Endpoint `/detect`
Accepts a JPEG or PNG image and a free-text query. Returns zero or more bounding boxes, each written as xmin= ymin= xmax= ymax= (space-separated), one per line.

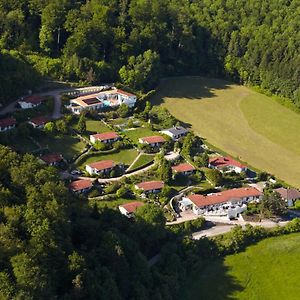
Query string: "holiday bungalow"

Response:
xmin=40 ymin=153 xmax=64 ymax=166
xmin=119 ymin=201 xmax=144 ymax=218
xmin=69 ymin=179 xmax=94 ymax=193
xmin=28 ymin=116 xmax=51 ymax=129
xmin=160 ymin=126 xmax=188 ymax=140
xmin=209 ymin=156 xmax=247 ymax=174
xmin=68 ymin=88 xmax=137 ymax=114
xmin=172 ymin=162 xmax=195 ymax=176
xmin=274 ymin=187 xmax=300 ymax=207
xmin=0 ymin=117 xmax=16 ymax=132
xmin=90 ymin=132 xmax=120 ymax=144
xmin=138 ymin=136 xmax=166 ymax=147
xmin=180 ymin=187 xmax=263 ymax=218
xmin=135 ymin=181 xmax=164 ymax=194
xmin=18 ymin=95 xmax=44 ymax=109
xmin=85 ymin=160 xmax=115 ymax=176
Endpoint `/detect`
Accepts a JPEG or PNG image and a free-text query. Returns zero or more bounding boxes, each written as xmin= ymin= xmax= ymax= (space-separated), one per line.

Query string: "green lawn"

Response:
xmin=127 ymin=154 xmax=154 ymax=171
xmin=122 ymin=127 xmax=160 ymax=143
xmin=85 ymin=119 xmax=110 ymax=134
xmin=151 ymin=76 xmax=300 ymax=188
xmin=91 ymin=198 xmax=137 ymax=210
xmin=76 ymin=148 xmax=139 ymax=169
xmin=182 ymin=233 xmax=300 ymax=300
xmin=39 ymin=135 xmax=86 ymax=160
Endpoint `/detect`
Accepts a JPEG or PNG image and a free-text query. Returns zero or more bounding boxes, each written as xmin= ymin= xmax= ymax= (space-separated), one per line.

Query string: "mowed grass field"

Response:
xmin=182 ymin=233 xmax=300 ymax=300
xmin=151 ymin=77 xmax=300 ymax=188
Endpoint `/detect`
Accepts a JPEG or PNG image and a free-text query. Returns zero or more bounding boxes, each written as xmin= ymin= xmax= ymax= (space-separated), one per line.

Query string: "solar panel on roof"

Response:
xmin=83 ymin=98 xmax=101 ymax=105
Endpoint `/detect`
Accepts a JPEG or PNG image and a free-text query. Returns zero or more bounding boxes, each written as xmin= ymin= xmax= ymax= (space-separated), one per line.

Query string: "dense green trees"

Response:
xmin=0 ymin=0 xmax=299 ymax=106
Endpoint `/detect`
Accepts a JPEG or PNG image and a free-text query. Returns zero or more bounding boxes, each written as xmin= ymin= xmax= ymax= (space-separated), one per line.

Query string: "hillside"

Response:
xmin=0 ymin=0 xmax=299 ymax=106
xmin=182 ymin=233 xmax=300 ymax=299
xmin=151 ymin=77 xmax=300 ymax=188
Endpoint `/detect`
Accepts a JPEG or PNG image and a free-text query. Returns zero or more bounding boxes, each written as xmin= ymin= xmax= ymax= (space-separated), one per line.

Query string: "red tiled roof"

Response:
xmin=140 ymin=136 xmax=166 ymax=144
xmin=187 ymin=187 xmax=263 ymax=207
xmin=275 ymin=187 xmax=300 ymax=200
xmin=209 ymin=156 xmax=246 ymax=169
xmin=136 ymin=181 xmax=164 ymax=191
xmin=119 ymin=201 xmax=144 ymax=213
xmin=29 ymin=116 xmax=51 ymax=126
xmin=0 ymin=117 xmax=16 ymax=128
xmin=23 ymin=95 xmax=43 ymax=104
xmin=172 ymin=163 xmax=195 ymax=173
xmin=91 ymin=132 xmax=119 ymax=141
xmin=88 ymin=160 xmax=114 ymax=171
xmin=116 ymin=89 xmax=135 ymax=97
xmin=40 ymin=153 xmax=63 ymax=164
xmin=69 ymin=179 xmax=93 ymax=191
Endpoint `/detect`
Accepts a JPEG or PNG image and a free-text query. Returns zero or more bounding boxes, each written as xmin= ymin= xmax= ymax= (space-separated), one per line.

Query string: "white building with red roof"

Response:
xmin=18 ymin=95 xmax=44 ymax=109
xmin=135 ymin=181 xmax=164 ymax=194
xmin=119 ymin=201 xmax=144 ymax=218
xmin=68 ymin=88 xmax=137 ymax=114
xmin=0 ymin=117 xmax=16 ymax=132
xmin=85 ymin=160 xmax=115 ymax=175
xmin=69 ymin=179 xmax=94 ymax=193
xmin=180 ymin=187 xmax=263 ymax=218
xmin=209 ymin=156 xmax=247 ymax=173
xmin=172 ymin=162 xmax=195 ymax=175
xmin=90 ymin=132 xmax=120 ymax=144
xmin=138 ymin=135 xmax=166 ymax=147
xmin=40 ymin=153 xmax=64 ymax=166
xmin=28 ymin=116 xmax=51 ymax=129
xmin=274 ymin=187 xmax=300 ymax=207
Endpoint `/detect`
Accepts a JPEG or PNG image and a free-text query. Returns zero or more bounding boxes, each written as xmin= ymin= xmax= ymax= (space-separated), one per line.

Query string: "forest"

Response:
xmin=0 ymin=0 xmax=299 ymax=106
xmin=1 ymin=144 xmax=300 ymax=299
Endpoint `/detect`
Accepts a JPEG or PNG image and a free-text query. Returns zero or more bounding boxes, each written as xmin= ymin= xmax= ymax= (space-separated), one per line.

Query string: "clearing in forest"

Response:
xmin=151 ymin=76 xmax=300 ymax=188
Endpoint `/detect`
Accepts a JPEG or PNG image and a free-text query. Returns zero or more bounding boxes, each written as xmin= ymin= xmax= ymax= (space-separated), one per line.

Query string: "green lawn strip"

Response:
xmin=150 ymin=76 xmax=300 ymax=188
xmin=39 ymin=135 xmax=86 ymax=160
xmin=76 ymin=148 xmax=139 ymax=169
xmin=127 ymin=154 xmax=154 ymax=171
xmin=122 ymin=127 xmax=160 ymax=143
xmin=90 ymin=198 xmax=139 ymax=210
xmin=181 ymin=233 xmax=300 ymax=300
xmin=85 ymin=119 xmax=111 ymax=134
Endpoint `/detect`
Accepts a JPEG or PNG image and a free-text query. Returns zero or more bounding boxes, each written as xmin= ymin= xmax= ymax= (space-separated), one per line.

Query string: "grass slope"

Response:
xmin=182 ymin=233 xmax=300 ymax=300
xmin=151 ymin=77 xmax=300 ymax=188
xmin=127 ymin=154 xmax=154 ymax=171
xmin=76 ymin=149 xmax=139 ymax=168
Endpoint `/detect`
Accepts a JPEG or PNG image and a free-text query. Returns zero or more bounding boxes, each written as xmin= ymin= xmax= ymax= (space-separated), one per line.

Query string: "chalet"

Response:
xmin=180 ymin=187 xmax=263 ymax=218
xmin=119 ymin=201 xmax=144 ymax=218
xmin=28 ymin=116 xmax=51 ymax=129
xmin=135 ymin=181 xmax=164 ymax=194
xmin=86 ymin=160 xmax=115 ymax=176
xmin=68 ymin=88 xmax=137 ymax=114
xmin=40 ymin=153 xmax=64 ymax=166
xmin=160 ymin=126 xmax=188 ymax=140
xmin=138 ymin=135 xmax=166 ymax=147
xmin=274 ymin=187 xmax=300 ymax=207
xmin=69 ymin=179 xmax=94 ymax=193
xmin=18 ymin=95 xmax=43 ymax=109
xmin=0 ymin=117 xmax=16 ymax=132
xmin=209 ymin=156 xmax=247 ymax=174
xmin=172 ymin=163 xmax=195 ymax=176
xmin=90 ymin=132 xmax=120 ymax=144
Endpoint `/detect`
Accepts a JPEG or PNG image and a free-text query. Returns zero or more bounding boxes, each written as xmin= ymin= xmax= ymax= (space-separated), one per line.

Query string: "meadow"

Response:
xmin=151 ymin=77 xmax=300 ymax=188
xmin=182 ymin=233 xmax=300 ymax=300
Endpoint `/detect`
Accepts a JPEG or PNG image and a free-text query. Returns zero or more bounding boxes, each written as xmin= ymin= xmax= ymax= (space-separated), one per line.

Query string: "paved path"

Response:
xmin=126 ymin=152 xmax=142 ymax=172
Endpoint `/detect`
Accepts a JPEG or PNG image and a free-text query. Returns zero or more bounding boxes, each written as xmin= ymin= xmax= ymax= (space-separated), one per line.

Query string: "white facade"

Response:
xmin=119 ymin=206 xmax=133 ymax=217
xmin=90 ymin=135 xmax=119 ymax=144
xmin=85 ymin=165 xmax=113 ymax=176
xmin=18 ymin=101 xmax=40 ymax=109
xmin=117 ymin=94 xmax=137 ymax=108
xmin=0 ymin=124 xmax=15 ymax=132
xmin=209 ymin=164 xmax=246 ymax=174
